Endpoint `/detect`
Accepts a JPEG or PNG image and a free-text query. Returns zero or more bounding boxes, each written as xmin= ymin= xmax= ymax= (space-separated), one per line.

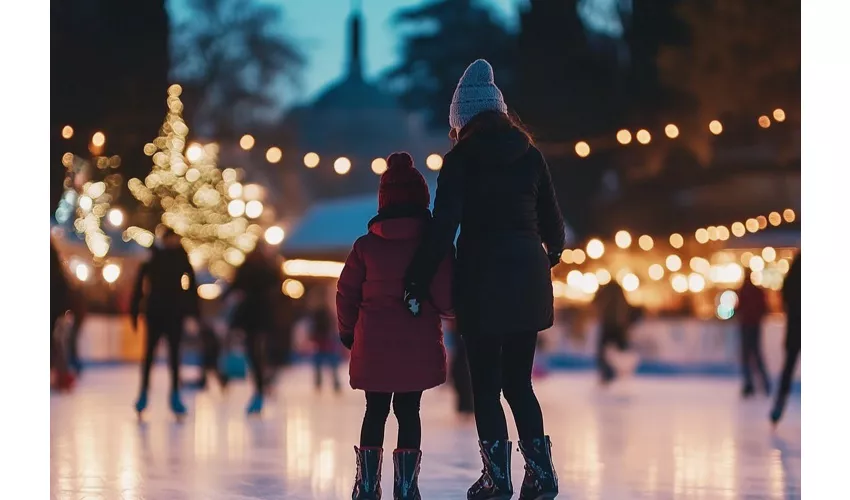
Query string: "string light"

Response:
xmin=282 ymin=279 xmax=305 ymax=299
xmin=621 ymin=273 xmax=639 ymax=292
xmin=783 ymin=208 xmax=796 ymax=223
xmin=264 ymin=226 xmax=285 ymax=245
xmin=671 ymin=273 xmax=688 ymax=293
xmin=762 ymin=247 xmax=776 ymax=263
xmin=240 ymin=134 xmax=255 ymax=150
xmin=92 ymin=131 xmax=106 ymax=147
xmin=669 ymin=233 xmax=684 ymax=249
xmin=615 ymin=230 xmax=632 ymax=249
xmin=245 ymin=200 xmax=264 ymax=219
xmin=731 ymin=222 xmax=746 ymax=237
xmin=709 ymin=120 xmax=723 ymax=135
xmin=572 ymin=249 xmax=586 ymax=265
xmin=265 ymin=147 xmax=282 ymax=163
xmin=596 ymin=269 xmax=611 ymax=285
xmin=334 ymin=157 xmax=351 ymax=175
xmin=756 ymin=215 xmax=768 ymax=230
xmin=636 ymin=129 xmax=651 ymax=145
xmin=688 ymin=273 xmax=706 ymax=293
xmin=695 ymin=228 xmax=709 ymax=244
xmin=666 ymin=255 xmax=682 ymax=272
xmin=575 ymin=141 xmax=591 ymax=158
xmin=102 ymin=263 xmax=121 ymax=284
xmin=664 ymin=124 xmax=679 ymax=139
xmin=371 ymin=158 xmax=388 ymax=175
xmin=62 ymin=125 xmax=74 ymax=139
xmin=758 ymin=116 xmax=771 ymax=128
xmin=638 ymin=235 xmax=654 ymax=251
xmin=107 ymin=208 xmax=124 ymax=227
xmin=303 ymin=152 xmax=320 ymax=168
xmin=586 ymin=239 xmax=605 ymax=259
xmin=745 ymin=218 xmax=759 ymax=233
xmin=616 ymin=129 xmax=632 ymax=145
xmin=768 ymin=212 xmax=781 ymax=226
xmin=648 ymin=264 xmax=664 ymax=280
xmin=773 ymin=108 xmax=786 ymax=122
xmin=426 ymin=154 xmax=443 ymax=170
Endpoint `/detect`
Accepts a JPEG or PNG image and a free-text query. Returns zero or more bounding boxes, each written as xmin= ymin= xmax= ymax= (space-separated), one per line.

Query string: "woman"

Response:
xmin=405 ymin=59 xmax=565 ymax=500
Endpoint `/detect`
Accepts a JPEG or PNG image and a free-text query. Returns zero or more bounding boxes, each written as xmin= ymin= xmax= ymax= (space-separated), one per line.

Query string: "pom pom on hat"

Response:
xmin=379 ymin=152 xmax=430 ymax=211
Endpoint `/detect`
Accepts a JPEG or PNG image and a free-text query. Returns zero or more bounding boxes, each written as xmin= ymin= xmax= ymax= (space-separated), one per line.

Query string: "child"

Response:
xmin=337 ymin=152 xmax=453 ymax=500
xmin=307 ymin=285 xmax=341 ymax=392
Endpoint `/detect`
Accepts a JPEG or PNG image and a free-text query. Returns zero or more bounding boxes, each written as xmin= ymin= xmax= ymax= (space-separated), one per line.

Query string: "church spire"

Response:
xmin=347 ymin=0 xmax=364 ymax=81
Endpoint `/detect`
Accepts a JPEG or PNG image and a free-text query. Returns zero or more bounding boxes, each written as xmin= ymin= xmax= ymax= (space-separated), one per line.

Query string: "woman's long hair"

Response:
xmin=452 ymin=109 xmax=534 ymax=144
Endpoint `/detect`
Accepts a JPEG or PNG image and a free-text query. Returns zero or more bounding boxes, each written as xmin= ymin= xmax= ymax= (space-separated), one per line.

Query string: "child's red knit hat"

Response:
xmin=378 ymin=152 xmax=430 ymax=211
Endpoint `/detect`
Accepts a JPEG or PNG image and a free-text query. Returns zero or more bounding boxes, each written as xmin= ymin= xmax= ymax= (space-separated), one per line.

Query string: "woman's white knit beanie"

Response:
xmin=449 ymin=59 xmax=508 ymax=130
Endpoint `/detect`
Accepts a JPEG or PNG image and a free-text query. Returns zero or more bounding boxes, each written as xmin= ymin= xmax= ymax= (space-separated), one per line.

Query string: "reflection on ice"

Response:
xmin=50 ymin=365 xmax=800 ymax=499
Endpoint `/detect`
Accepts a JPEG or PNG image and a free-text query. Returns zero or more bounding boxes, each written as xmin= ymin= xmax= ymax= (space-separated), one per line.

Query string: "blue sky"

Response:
xmin=168 ymin=0 xmax=622 ymax=106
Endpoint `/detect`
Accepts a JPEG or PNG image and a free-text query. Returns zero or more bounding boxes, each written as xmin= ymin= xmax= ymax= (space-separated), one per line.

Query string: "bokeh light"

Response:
xmin=621 ymin=273 xmax=639 ymax=292
xmin=92 ymin=131 xmax=106 ymax=147
xmin=638 ymin=235 xmax=654 ymax=251
xmin=671 ymin=273 xmax=688 ymax=293
xmin=768 ymin=211 xmax=782 ymax=226
xmin=371 ymin=158 xmax=388 ymax=175
xmin=572 ymin=249 xmax=586 ymax=265
xmin=688 ymin=273 xmax=706 ymax=293
xmin=783 ymin=208 xmax=796 ymax=223
xmin=758 ymin=115 xmax=771 ymax=128
xmin=107 ymin=208 xmax=124 ymax=227
xmin=695 ymin=228 xmax=709 ymax=244
xmin=239 ymin=134 xmax=255 ymax=150
xmin=586 ymin=239 xmax=605 ymax=259
xmin=264 ymin=226 xmax=285 ymax=245
xmin=756 ymin=215 xmax=767 ymax=229
xmin=282 ymin=279 xmax=305 ymax=299
xmin=689 ymin=257 xmax=710 ymax=274
xmin=666 ymin=254 xmax=682 ymax=272
xmin=664 ymin=124 xmax=679 ymax=139
xmin=334 ymin=157 xmax=351 ymax=175
xmin=62 ymin=125 xmax=74 ymax=139
xmin=773 ymin=108 xmax=786 ymax=122
xmin=75 ymin=263 xmax=90 ymax=282
xmin=186 ymin=143 xmax=204 ymax=162
xmin=709 ymin=120 xmax=723 ymax=135
xmin=575 ymin=141 xmax=591 ymax=157
xmin=648 ymin=264 xmax=664 ymax=281
xmin=228 ymin=199 xmax=246 ymax=217
xmin=749 ymin=255 xmax=765 ymax=272
xmin=228 ymin=182 xmax=243 ymax=199
xmin=615 ymin=230 xmax=632 ymax=249
xmin=198 ymin=283 xmax=221 ymax=300
xmin=303 ymin=152 xmax=320 ymax=168
xmin=745 ymin=218 xmax=759 ymax=233
xmin=581 ymin=272 xmax=599 ymax=294
xmin=102 ymin=263 xmax=121 ymax=283
xmin=716 ymin=225 xmax=730 ymax=241
xmin=596 ymin=268 xmax=612 ymax=285
xmin=762 ymin=246 xmax=776 ymax=263
xmin=245 ymin=200 xmax=264 ymax=219
xmin=636 ymin=129 xmax=651 ymax=145
xmin=669 ymin=233 xmax=684 ymax=249
xmin=265 ymin=147 xmax=282 ymax=163
xmin=731 ymin=222 xmax=746 ymax=237
xmin=616 ymin=129 xmax=632 ymax=145
xmin=426 ymin=154 xmax=443 ymax=170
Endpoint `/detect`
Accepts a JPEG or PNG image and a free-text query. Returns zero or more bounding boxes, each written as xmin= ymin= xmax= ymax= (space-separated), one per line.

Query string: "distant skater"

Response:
xmin=737 ymin=272 xmax=771 ymax=398
xmin=771 ymin=255 xmax=801 ymax=425
xmin=307 ymin=286 xmax=341 ymax=392
xmin=130 ymin=228 xmax=198 ymax=418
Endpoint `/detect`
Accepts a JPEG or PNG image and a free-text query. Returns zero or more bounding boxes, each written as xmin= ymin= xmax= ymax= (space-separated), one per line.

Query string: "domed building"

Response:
xmin=282 ymin=4 xmax=446 ymax=202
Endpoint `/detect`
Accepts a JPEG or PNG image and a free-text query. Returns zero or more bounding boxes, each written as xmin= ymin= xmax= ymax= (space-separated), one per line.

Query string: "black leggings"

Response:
xmin=245 ymin=328 xmax=266 ymax=395
xmin=140 ymin=315 xmax=182 ymax=394
xmin=360 ymin=391 xmax=423 ymax=449
xmin=464 ymin=331 xmax=545 ymax=442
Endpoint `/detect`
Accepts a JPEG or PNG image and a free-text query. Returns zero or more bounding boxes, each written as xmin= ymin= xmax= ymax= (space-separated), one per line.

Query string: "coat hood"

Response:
xmin=456 ymin=119 xmax=531 ymax=166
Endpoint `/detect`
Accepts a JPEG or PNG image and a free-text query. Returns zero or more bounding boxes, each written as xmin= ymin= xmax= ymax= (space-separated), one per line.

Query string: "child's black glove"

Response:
xmin=340 ymin=332 xmax=354 ymax=350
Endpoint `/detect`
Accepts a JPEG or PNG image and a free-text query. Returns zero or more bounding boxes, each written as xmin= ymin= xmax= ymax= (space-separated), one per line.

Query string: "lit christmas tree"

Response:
xmin=127 ymin=84 xmax=262 ymax=280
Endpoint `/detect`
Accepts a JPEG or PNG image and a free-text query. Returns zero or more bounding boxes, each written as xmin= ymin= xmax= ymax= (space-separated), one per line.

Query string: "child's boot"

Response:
xmin=353 ymin=446 xmax=383 ymax=499
xmin=392 ymin=449 xmax=422 ymax=500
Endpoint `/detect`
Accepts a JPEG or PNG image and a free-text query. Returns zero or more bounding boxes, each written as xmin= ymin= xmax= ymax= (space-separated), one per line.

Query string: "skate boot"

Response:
xmin=518 ymin=436 xmax=559 ymax=500
xmin=246 ymin=393 xmax=264 ymax=415
xmin=352 ymin=446 xmax=383 ymax=499
xmin=467 ymin=439 xmax=513 ymax=500
xmin=55 ymin=372 xmax=76 ymax=392
xmin=134 ymin=391 xmax=148 ymax=416
xmin=169 ymin=391 xmax=187 ymax=419
xmin=393 ymin=449 xmax=422 ymax=500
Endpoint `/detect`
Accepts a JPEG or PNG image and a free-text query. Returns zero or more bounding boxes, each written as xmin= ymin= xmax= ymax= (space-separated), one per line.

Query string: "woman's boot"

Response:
xmin=353 ymin=446 xmax=383 ymax=499
xmin=392 ymin=449 xmax=422 ymax=500
xmin=518 ymin=436 xmax=558 ymax=500
xmin=467 ymin=439 xmax=513 ymax=500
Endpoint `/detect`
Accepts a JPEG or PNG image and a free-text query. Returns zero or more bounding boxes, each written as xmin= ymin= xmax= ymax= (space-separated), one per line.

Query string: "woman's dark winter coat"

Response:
xmin=337 ymin=213 xmax=453 ymax=393
xmin=223 ymin=252 xmax=282 ymax=332
xmin=406 ymin=117 xmax=566 ymax=337
xmin=131 ymin=246 xmax=199 ymax=322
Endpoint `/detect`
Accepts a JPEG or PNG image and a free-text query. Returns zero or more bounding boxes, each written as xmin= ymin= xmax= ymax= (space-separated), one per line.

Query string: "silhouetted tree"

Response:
xmin=171 ymin=0 xmax=305 ymax=139
xmin=658 ymin=0 xmax=800 ymax=160
xmin=385 ymin=0 xmax=517 ymax=130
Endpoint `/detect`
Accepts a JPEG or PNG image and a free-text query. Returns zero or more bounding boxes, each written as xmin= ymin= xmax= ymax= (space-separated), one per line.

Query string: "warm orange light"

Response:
xmin=669 ymin=233 xmax=684 ymax=249
xmin=709 ymin=120 xmax=723 ymax=135
xmin=61 ymin=125 xmax=74 ymax=139
xmin=783 ymin=208 xmax=796 ymax=223
xmin=240 ymin=134 xmax=255 ymax=150
xmin=773 ymin=108 xmax=786 ymax=122
xmin=371 ymin=158 xmax=388 ymax=175
xmin=768 ymin=212 xmax=782 ymax=226
xmin=426 ymin=154 xmax=444 ymax=170
xmin=695 ymin=228 xmax=709 ymax=244
xmin=92 ymin=131 xmax=106 ymax=147
xmin=265 ymin=147 xmax=282 ymax=163
xmin=664 ymin=124 xmax=679 ymax=139
xmin=731 ymin=222 xmax=746 ymax=237
xmin=758 ymin=115 xmax=771 ymax=128
xmin=756 ymin=215 xmax=767 ymax=230
xmin=303 ymin=152 xmax=320 ymax=168
xmin=334 ymin=157 xmax=351 ymax=175
xmin=636 ymin=129 xmax=651 ymax=145
xmin=575 ymin=141 xmax=591 ymax=158
xmin=616 ymin=129 xmax=632 ymax=145
xmin=638 ymin=235 xmax=654 ymax=251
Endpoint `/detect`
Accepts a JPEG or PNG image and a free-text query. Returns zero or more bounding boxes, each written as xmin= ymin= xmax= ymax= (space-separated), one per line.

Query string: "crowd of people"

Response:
xmin=49 ymin=59 xmax=801 ymax=500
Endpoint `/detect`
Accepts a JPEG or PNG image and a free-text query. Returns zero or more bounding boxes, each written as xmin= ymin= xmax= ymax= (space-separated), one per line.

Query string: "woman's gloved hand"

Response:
xmin=547 ymin=250 xmax=563 ymax=269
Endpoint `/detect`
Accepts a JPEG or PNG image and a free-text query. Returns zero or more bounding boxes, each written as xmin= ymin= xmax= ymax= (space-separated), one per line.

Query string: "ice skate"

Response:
xmin=246 ymin=393 xmax=264 ymax=415
xmin=169 ymin=391 xmax=187 ymax=420
xmin=134 ymin=392 xmax=148 ymax=418
xmin=393 ymin=449 xmax=422 ymax=500
xmin=352 ymin=446 xmax=382 ymax=499
xmin=467 ymin=439 xmax=513 ymax=500
xmin=518 ymin=436 xmax=559 ymax=500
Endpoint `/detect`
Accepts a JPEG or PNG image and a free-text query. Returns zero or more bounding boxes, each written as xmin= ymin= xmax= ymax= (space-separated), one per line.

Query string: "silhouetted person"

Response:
xmin=771 ymin=255 xmax=801 ymax=424
xmin=184 ymin=319 xmax=227 ymax=391
xmin=307 ymin=286 xmax=341 ymax=392
xmin=737 ymin=272 xmax=771 ymax=398
xmin=50 ymin=241 xmax=75 ymax=391
xmin=222 ymin=242 xmax=282 ymax=414
xmin=130 ymin=229 xmax=198 ymax=417
xmin=447 ymin=320 xmax=474 ymax=418
xmin=594 ymin=282 xmax=632 ymax=384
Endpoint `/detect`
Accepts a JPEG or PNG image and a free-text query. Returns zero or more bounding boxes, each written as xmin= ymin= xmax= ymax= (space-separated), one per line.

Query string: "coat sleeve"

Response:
xmin=130 ymin=261 xmax=150 ymax=319
xmin=406 ymin=151 xmax=464 ymax=294
xmin=336 ymin=239 xmax=366 ymax=335
xmin=429 ymin=249 xmax=455 ymax=318
xmin=533 ymin=148 xmax=567 ymax=254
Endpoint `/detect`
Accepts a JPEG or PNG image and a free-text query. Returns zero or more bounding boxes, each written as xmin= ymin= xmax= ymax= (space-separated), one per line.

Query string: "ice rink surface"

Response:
xmin=50 ymin=365 xmax=800 ymax=499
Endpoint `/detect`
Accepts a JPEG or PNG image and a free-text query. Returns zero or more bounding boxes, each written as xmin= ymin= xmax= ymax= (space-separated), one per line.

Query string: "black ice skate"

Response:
xmin=518 ymin=436 xmax=559 ymax=499
xmin=468 ymin=439 xmax=513 ymax=500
